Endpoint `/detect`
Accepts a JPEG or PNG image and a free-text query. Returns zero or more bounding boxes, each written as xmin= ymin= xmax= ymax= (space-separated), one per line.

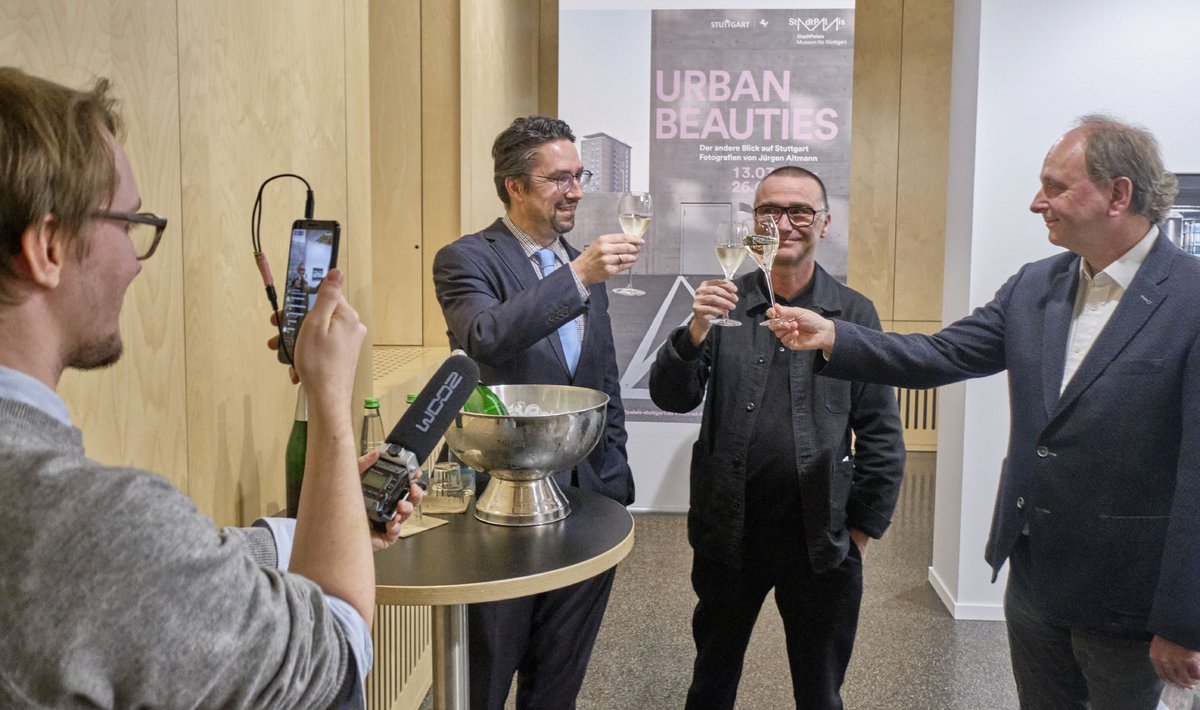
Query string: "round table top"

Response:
xmin=374 ymin=487 xmax=635 ymax=606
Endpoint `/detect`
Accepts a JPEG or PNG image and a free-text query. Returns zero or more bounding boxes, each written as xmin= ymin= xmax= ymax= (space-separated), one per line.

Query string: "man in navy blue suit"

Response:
xmin=433 ymin=116 xmax=642 ymax=710
xmin=770 ymin=115 xmax=1200 ymax=709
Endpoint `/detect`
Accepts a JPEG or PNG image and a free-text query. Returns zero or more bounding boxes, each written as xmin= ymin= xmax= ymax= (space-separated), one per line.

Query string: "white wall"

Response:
xmin=932 ymin=0 xmax=1200 ymax=619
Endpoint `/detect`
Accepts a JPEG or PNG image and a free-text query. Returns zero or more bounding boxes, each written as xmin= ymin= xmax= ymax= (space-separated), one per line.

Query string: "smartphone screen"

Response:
xmin=278 ymin=220 xmax=340 ymax=364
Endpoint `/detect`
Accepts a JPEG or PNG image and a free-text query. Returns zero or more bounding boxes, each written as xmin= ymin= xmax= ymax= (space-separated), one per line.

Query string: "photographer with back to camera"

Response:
xmin=0 ymin=67 xmax=420 ymax=709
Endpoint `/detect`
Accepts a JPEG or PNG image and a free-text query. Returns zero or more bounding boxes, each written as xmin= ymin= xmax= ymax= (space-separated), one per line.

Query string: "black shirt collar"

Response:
xmin=741 ymin=262 xmax=844 ymax=317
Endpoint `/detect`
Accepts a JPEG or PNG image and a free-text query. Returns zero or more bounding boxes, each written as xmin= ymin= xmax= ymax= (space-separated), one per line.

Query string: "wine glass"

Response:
xmin=613 ymin=192 xmax=652 ymax=296
xmin=710 ymin=222 xmax=747 ymax=327
xmin=743 ymin=215 xmax=781 ymax=326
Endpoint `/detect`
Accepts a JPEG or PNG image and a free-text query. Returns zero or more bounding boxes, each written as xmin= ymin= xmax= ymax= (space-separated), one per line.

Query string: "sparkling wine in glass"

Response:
xmin=710 ymin=222 xmax=747 ymax=327
xmin=613 ymin=192 xmax=652 ymax=296
xmin=743 ymin=216 xmax=782 ymax=326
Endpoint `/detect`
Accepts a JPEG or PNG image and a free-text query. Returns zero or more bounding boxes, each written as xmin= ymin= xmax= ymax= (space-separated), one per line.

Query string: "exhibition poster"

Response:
xmin=561 ymin=2 xmax=856 ymax=422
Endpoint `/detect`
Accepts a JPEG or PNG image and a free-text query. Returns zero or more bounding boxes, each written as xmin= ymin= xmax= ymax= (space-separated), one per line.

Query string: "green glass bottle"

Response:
xmin=285 ymin=384 xmax=307 ymax=518
xmin=463 ymin=383 xmax=508 ymax=415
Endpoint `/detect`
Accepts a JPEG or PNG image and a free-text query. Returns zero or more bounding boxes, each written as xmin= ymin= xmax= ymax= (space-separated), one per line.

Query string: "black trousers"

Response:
xmin=686 ymin=531 xmax=863 ymax=710
xmin=468 ymin=568 xmax=616 ymax=710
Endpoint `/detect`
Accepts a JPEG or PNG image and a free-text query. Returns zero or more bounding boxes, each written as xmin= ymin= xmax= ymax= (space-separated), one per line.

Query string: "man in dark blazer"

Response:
xmin=770 ymin=115 xmax=1200 ymax=709
xmin=432 ymin=116 xmax=642 ymax=710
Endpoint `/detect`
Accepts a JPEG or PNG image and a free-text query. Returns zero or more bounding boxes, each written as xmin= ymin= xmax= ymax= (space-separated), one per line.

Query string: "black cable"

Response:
xmin=251 ymin=173 xmax=313 ymax=365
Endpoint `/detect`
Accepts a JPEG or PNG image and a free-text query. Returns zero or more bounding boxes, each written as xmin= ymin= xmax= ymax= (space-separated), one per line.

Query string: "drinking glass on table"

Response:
xmin=743 ymin=215 xmax=781 ymax=326
xmin=710 ymin=222 xmax=748 ymax=327
xmin=430 ymin=461 xmax=463 ymax=500
xmin=613 ymin=192 xmax=652 ymax=296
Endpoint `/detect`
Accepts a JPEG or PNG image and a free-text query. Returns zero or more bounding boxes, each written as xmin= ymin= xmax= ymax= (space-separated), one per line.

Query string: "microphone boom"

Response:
xmin=362 ymin=352 xmax=480 ymax=530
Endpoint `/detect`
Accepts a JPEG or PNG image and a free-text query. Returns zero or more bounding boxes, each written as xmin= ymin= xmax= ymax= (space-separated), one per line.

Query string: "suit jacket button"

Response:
xmin=1016 ymin=497 xmax=1025 ymax=508
xmin=1036 ymin=446 xmax=1049 ymax=457
xmin=746 ymin=402 xmax=755 ymax=412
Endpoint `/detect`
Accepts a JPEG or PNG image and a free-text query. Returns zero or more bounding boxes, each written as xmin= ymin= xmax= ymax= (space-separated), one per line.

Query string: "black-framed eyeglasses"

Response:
xmin=528 ymin=170 xmax=593 ymax=193
xmin=92 ymin=210 xmax=168 ymax=260
xmin=754 ymin=204 xmax=828 ymax=228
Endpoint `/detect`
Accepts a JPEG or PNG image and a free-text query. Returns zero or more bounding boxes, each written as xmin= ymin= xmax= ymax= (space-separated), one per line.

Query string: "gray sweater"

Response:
xmin=0 ymin=397 xmax=351 ymax=709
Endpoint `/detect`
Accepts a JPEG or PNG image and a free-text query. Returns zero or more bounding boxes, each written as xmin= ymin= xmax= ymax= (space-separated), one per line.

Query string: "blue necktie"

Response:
xmin=536 ymin=248 xmax=581 ymax=376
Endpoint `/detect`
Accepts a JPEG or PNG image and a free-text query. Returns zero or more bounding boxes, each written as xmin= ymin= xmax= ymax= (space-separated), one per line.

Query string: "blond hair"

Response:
xmin=0 ymin=68 xmax=123 ymax=300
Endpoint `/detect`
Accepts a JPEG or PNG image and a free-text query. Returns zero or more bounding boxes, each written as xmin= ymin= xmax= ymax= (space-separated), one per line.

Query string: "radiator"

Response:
xmin=367 ymin=604 xmax=432 ymax=710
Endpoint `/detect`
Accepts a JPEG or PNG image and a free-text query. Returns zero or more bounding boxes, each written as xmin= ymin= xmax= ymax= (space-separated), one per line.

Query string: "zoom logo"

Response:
xmin=418 ymin=371 xmax=464 ymax=432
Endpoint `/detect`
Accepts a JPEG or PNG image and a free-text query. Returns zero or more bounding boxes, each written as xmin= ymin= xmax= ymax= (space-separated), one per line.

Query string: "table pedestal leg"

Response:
xmin=432 ymin=603 xmax=470 ymax=710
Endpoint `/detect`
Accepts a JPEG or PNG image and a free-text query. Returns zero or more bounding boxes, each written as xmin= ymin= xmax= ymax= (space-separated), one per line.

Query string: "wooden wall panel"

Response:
xmin=369 ymin=0 xmax=424 ymax=347
xmin=538 ymin=0 xmax=559 ymax=117
xmin=847 ymin=0 xmax=903 ymax=320
xmin=0 ymin=0 xmax=188 ymax=490
xmin=848 ymin=0 xmax=953 ymax=327
xmin=178 ymin=0 xmax=359 ymax=525
xmin=6 ymin=0 xmax=953 ymax=519
xmin=374 ymin=0 xmax=554 ymax=349
xmin=845 ymin=0 xmax=953 ymax=454
xmin=893 ymin=0 xmax=954 ymax=322
xmin=0 ymin=3 xmax=109 ymax=74
xmin=346 ymin=0 xmax=377 ymax=404
xmin=459 ymin=0 xmax=541 ymax=243
xmin=420 ymin=0 xmax=462 ymax=346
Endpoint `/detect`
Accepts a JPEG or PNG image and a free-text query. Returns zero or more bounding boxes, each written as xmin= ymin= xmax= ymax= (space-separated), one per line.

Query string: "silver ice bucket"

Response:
xmin=443 ymin=384 xmax=607 ymax=526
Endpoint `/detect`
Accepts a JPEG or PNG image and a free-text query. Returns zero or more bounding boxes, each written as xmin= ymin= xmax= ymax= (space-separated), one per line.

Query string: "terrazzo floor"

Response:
xmin=421 ymin=452 xmax=1020 ymax=709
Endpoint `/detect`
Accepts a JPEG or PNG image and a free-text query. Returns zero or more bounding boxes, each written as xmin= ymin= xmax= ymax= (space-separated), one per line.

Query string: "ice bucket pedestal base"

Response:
xmin=474 ymin=476 xmax=571 ymax=526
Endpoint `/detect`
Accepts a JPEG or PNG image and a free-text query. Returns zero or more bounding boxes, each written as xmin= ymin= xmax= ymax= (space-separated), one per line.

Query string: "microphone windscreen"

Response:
xmin=387 ymin=352 xmax=480 ymax=463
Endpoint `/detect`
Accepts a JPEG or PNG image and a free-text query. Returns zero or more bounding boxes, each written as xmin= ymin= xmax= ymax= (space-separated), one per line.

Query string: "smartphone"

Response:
xmin=278 ymin=219 xmax=340 ymax=364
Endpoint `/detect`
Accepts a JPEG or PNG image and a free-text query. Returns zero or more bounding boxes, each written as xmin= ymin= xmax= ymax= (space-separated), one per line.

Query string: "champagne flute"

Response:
xmin=710 ymin=222 xmax=747 ymax=327
xmin=613 ymin=192 xmax=652 ymax=296
xmin=742 ymin=216 xmax=781 ymax=326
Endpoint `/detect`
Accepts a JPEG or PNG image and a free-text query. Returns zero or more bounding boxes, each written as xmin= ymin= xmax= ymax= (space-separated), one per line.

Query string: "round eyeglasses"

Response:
xmin=528 ymin=170 xmax=593 ymax=193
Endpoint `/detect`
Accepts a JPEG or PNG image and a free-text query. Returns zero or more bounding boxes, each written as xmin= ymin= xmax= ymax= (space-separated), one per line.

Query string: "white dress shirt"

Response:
xmin=1061 ymin=226 xmax=1158 ymax=392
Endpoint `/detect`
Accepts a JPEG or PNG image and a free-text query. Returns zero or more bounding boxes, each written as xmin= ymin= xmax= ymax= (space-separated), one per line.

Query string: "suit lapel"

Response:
xmin=1041 ymin=264 xmax=1076 ymax=416
xmin=487 ymin=224 xmax=580 ymax=378
xmin=485 ymin=221 xmax=540 ymax=292
xmin=1051 ymin=238 xmax=1173 ymax=421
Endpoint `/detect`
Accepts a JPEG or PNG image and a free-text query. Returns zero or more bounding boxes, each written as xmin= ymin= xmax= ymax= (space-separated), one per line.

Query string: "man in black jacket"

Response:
xmin=649 ymin=166 xmax=905 ymax=710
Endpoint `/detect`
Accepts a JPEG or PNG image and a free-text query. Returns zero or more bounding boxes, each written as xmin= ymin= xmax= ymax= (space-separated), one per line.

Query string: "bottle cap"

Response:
xmin=364 ymin=397 xmax=380 ymax=409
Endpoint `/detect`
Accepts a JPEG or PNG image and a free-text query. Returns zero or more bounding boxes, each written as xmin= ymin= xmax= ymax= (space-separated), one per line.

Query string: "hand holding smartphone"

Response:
xmin=278 ymin=219 xmax=340 ymax=364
